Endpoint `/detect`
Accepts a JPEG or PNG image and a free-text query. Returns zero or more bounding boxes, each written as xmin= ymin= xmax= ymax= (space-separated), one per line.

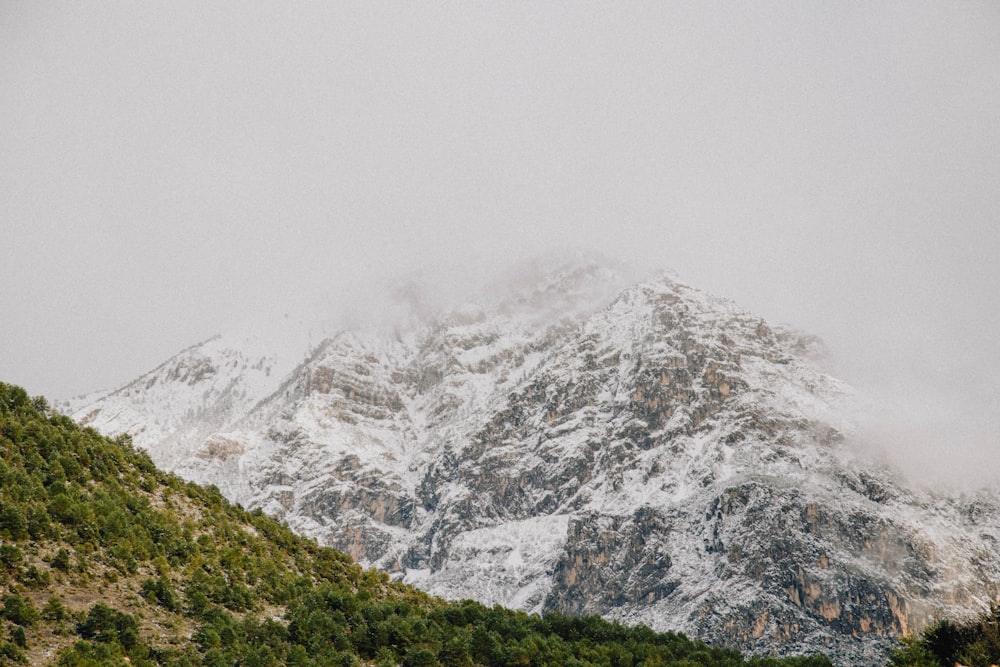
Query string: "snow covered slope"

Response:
xmin=61 ymin=327 xmax=313 ymax=468
xmin=68 ymin=257 xmax=1000 ymax=664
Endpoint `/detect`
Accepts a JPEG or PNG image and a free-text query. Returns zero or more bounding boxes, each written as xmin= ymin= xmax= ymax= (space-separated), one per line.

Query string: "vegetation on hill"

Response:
xmin=888 ymin=606 xmax=1000 ymax=667
xmin=0 ymin=380 xmax=833 ymax=666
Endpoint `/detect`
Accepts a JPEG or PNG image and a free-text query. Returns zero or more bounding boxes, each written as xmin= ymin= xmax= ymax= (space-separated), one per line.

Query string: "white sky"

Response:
xmin=2 ymin=2 xmax=999 ymax=485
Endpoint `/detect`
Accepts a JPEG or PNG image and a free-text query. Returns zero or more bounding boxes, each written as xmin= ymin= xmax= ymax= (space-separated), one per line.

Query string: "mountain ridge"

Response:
xmin=66 ymin=258 xmax=1000 ymax=664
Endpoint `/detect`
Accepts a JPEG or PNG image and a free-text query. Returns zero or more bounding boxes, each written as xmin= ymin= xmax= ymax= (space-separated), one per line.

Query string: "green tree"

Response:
xmin=41 ymin=596 xmax=68 ymax=622
xmin=2 ymin=595 xmax=39 ymax=626
xmin=77 ymin=602 xmax=140 ymax=650
xmin=141 ymin=575 xmax=179 ymax=611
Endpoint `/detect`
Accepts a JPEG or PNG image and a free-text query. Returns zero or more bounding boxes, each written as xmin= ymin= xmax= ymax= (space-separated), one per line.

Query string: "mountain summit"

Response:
xmin=68 ymin=257 xmax=1000 ymax=664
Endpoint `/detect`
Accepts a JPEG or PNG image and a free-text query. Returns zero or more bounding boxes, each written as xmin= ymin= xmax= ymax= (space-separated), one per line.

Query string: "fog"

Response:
xmin=2 ymin=2 xmax=998 ymax=487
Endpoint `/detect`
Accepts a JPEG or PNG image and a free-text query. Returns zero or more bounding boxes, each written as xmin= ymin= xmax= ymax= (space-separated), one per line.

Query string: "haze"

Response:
xmin=2 ymin=2 xmax=998 ymax=487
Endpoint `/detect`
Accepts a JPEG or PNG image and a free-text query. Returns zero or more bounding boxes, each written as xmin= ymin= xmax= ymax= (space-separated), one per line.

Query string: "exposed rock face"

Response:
xmin=67 ymin=258 xmax=1000 ymax=665
xmin=547 ymin=509 xmax=677 ymax=614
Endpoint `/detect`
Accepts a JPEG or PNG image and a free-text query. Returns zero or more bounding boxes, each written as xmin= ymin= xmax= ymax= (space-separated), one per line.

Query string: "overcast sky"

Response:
xmin=2 ymin=2 xmax=998 ymax=486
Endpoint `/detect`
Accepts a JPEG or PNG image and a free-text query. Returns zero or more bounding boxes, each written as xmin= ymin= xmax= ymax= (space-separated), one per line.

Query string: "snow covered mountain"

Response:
xmin=62 ymin=326 xmax=313 ymax=469
xmin=67 ymin=257 xmax=1000 ymax=664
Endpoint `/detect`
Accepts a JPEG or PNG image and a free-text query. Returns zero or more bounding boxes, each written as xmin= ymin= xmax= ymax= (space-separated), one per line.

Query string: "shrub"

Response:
xmin=9 ymin=625 xmax=27 ymax=649
xmin=41 ymin=596 xmax=68 ymax=622
xmin=0 ymin=544 xmax=23 ymax=570
xmin=50 ymin=547 xmax=72 ymax=572
xmin=141 ymin=576 xmax=179 ymax=611
xmin=0 ymin=640 xmax=27 ymax=664
xmin=0 ymin=503 xmax=29 ymax=540
xmin=23 ymin=564 xmax=51 ymax=588
xmin=77 ymin=602 xmax=140 ymax=650
xmin=2 ymin=595 xmax=38 ymax=627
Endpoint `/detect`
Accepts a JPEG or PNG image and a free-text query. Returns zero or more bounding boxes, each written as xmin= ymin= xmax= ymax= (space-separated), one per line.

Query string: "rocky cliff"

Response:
xmin=67 ymin=257 xmax=1000 ymax=664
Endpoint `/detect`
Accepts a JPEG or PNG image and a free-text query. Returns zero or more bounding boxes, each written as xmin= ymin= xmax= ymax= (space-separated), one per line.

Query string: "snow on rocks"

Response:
xmin=68 ymin=258 xmax=1000 ymax=665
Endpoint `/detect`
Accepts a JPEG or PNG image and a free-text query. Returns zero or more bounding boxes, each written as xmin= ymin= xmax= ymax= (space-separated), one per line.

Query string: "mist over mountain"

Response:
xmin=66 ymin=256 xmax=1000 ymax=665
